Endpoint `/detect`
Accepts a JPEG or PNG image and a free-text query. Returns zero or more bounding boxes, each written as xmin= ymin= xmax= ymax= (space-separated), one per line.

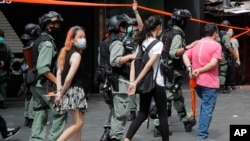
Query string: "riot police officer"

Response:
xmin=123 ymin=0 xmax=144 ymax=122
xmin=124 ymin=18 xmax=139 ymax=121
xmin=29 ymin=11 xmax=67 ymax=141
xmin=219 ymin=20 xmax=238 ymax=93
xmin=99 ymin=15 xmax=136 ymax=141
xmin=154 ymin=9 xmax=197 ymax=136
xmin=20 ymin=23 xmax=41 ymax=127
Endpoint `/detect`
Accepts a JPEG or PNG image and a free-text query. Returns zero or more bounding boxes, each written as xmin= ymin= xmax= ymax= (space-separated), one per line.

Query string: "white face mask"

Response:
xmin=75 ymin=38 xmax=87 ymax=49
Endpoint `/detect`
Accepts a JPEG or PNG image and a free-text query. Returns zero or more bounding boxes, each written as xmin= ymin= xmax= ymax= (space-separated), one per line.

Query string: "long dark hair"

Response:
xmin=135 ymin=15 xmax=162 ymax=45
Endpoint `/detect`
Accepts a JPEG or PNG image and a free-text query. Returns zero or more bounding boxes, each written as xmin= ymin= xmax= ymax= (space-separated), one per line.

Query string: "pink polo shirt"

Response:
xmin=185 ymin=37 xmax=222 ymax=88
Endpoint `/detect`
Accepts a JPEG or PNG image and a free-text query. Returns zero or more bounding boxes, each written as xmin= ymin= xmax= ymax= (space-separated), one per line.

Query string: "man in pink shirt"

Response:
xmin=183 ymin=23 xmax=221 ymax=141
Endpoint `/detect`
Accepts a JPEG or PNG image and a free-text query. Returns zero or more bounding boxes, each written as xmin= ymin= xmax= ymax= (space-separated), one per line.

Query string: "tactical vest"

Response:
xmin=161 ymin=27 xmax=185 ymax=70
xmin=219 ymin=30 xmax=230 ymax=60
xmin=32 ymin=33 xmax=55 ymax=68
xmin=99 ymin=34 xmax=130 ymax=79
xmin=99 ymin=34 xmax=118 ymax=68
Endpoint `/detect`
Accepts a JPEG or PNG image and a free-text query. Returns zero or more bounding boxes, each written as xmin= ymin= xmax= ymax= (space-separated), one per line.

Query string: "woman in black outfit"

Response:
xmin=125 ymin=15 xmax=169 ymax=141
xmin=55 ymin=26 xmax=88 ymax=141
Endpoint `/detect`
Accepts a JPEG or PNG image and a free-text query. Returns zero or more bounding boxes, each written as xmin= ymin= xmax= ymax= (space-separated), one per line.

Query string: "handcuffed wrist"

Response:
xmin=187 ymin=66 xmax=192 ymax=72
xmin=184 ymin=46 xmax=188 ymax=51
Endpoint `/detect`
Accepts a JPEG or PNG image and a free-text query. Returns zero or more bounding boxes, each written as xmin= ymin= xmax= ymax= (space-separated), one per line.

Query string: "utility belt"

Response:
xmin=21 ymin=63 xmax=55 ymax=86
xmin=21 ymin=63 xmax=39 ymax=85
xmin=95 ymin=65 xmax=129 ymax=92
xmin=161 ymin=57 xmax=184 ymax=83
xmin=160 ymin=58 xmax=174 ymax=82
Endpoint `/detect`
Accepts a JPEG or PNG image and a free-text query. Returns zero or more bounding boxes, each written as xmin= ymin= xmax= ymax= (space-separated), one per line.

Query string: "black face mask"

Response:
xmin=49 ymin=27 xmax=61 ymax=38
xmin=180 ymin=20 xmax=188 ymax=30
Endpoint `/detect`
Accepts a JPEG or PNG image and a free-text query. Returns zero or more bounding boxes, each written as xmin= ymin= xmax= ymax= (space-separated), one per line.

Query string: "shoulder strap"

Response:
xmin=145 ymin=40 xmax=159 ymax=52
xmin=32 ymin=34 xmax=54 ymax=67
xmin=172 ymin=28 xmax=183 ymax=37
xmin=109 ymin=34 xmax=119 ymax=43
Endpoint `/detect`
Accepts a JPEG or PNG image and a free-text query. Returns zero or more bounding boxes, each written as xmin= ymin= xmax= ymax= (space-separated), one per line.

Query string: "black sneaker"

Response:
xmin=184 ymin=118 xmax=196 ymax=132
xmin=2 ymin=126 xmax=21 ymax=140
xmin=100 ymin=127 xmax=110 ymax=141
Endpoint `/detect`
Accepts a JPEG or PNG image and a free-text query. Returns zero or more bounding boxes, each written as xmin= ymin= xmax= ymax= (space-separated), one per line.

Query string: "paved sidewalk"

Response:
xmin=1 ymin=85 xmax=250 ymax=141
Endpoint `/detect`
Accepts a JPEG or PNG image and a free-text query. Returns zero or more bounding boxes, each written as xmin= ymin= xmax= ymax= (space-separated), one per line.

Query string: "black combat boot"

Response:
xmin=28 ymin=119 xmax=33 ymax=128
xmin=24 ymin=117 xmax=29 ymax=126
xmin=153 ymin=126 xmax=172 ymax=137
xmin=183 ymin=118 xmax=196 ymax=132
xmin=109 ymin=138 xmax=121 ymax=141
xmin=24 ymin=118 xmax=33 ymax=127
xmin=100 ymin=127 xmax=110 ymax=141
xmin=222 ymin=86 xmax=230 ymax=94
xmin=127 ymin=111 xmax=136 ymax=121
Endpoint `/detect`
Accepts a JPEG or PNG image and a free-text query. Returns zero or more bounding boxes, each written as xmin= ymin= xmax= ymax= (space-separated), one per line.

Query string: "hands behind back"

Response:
xmin=128 ymin=82 xmax=136 ymax=96
xmin=55 ymin=93 xmax=63 ymax=105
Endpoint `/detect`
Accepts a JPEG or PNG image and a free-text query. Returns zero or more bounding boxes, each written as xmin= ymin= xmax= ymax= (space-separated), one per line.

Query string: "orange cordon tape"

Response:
xmin=11 ymin=0 xmax=131 ymax=7
xmin=11 ymin=0 xmax=250 ymax=38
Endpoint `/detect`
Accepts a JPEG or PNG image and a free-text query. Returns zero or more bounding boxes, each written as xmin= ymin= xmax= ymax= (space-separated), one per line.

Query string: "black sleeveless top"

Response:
xmin=61 ymin=48 xmax=84 ymax=88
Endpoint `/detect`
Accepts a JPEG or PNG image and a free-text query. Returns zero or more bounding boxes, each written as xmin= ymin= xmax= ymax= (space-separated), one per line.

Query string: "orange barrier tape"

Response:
xmin=11 ymin=0 xmax=131 ymax=7
xmin=232 ymin=30 xmax=250 ymax=39
xmin=138 ymin=5 xmax=172 ymax=16
xmin=11 ymin=0 xmax=250 ymax=38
